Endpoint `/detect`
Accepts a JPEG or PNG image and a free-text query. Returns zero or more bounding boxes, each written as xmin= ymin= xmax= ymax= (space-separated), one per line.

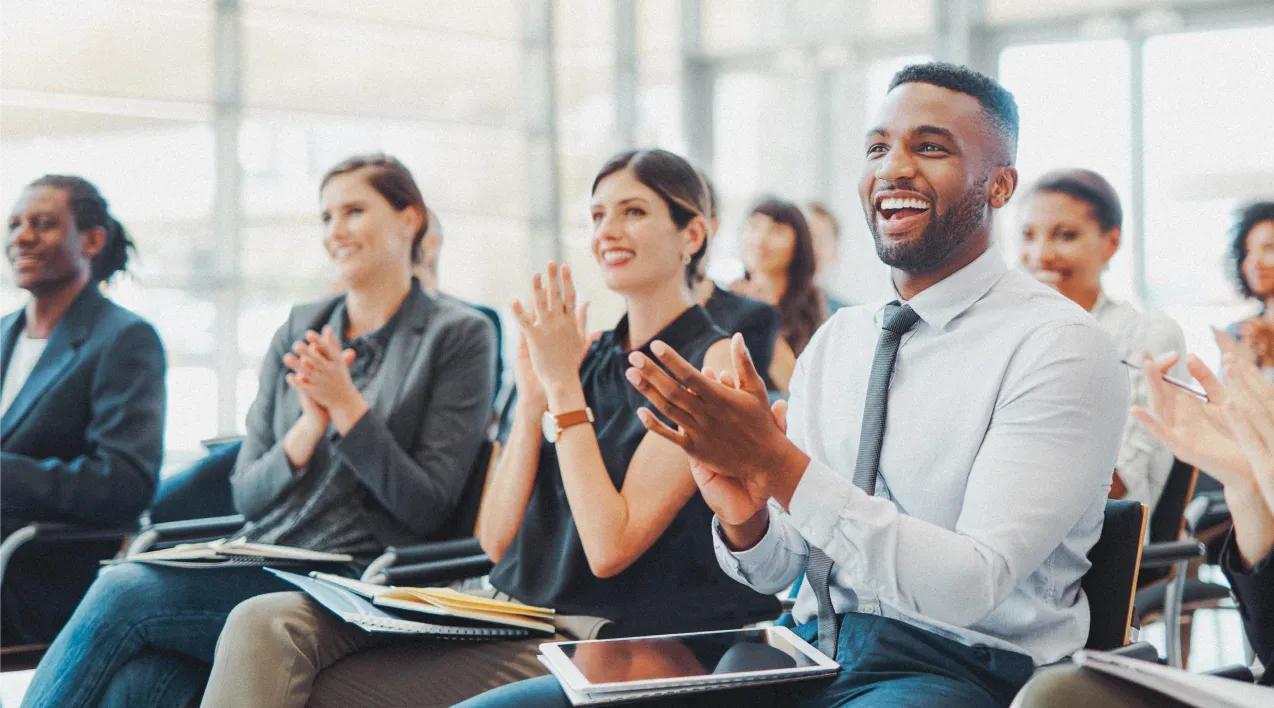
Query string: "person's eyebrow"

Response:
xmin=866 ymin=126 xmax=888 ymax=140
xmin=912 ymin=125 xmax=956 ymax=140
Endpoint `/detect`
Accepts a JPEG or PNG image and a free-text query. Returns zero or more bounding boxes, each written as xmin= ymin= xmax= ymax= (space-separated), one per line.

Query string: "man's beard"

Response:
xmin=866 ymin=184 xmax=988 ymax=274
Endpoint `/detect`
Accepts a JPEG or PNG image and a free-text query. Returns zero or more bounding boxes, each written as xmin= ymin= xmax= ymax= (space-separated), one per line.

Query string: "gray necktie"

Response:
xmin=806 ymin=302 xmax=920 ymax=659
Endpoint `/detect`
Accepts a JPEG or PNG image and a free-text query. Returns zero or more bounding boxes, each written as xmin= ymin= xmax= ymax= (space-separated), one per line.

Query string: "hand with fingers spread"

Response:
xmin=626 ymin=333 xmax=811 ymax=527
xmin=1221 ymin=354 xmax=1274 ymax=507
xmin=1132 ymin=351 xmax=1252 ymax=487
xmin=511 ymin=261 xmax=591 ymax=407
xmin=1218 ymin=354 xmax=1274 ymax=568
xmin=282 ymin=325 xmax=366 ymax=434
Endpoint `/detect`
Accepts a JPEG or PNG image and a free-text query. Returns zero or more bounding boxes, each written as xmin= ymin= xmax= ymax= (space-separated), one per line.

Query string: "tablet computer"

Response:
xmin=539 ymin=626 xmax=839 ymax=696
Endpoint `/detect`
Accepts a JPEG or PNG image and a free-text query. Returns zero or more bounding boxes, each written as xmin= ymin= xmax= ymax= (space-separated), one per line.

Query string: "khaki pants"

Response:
xmin=1011 ymin=663 xmax=1190 ymax=708
xmin=200 ymin=591 xmax=608 ymax=708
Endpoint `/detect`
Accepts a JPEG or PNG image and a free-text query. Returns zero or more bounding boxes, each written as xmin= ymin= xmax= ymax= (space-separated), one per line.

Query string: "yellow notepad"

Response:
xmin=311 ymin=573 xmax=556 ymax=634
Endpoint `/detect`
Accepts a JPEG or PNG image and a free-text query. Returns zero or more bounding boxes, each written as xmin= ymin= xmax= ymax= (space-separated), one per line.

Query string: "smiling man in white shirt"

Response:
xmin=625 ymin=62 xmax=1129 ymax=708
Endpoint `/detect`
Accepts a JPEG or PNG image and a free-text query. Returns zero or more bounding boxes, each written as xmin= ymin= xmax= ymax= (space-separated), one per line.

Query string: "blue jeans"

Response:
xmin=456 ymin=613 xmax=1037 ymax=708
xmin=20 ymin=562 xmax=291 ymax=708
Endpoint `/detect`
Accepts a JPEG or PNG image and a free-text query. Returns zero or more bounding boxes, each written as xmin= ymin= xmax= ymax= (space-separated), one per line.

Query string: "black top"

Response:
xmin=489 ymin=306 xmax=780 ymax=636
xmin=702 ymin=285 xmax=781 ymax=391
xmin=1220 ymin=531 xmax=1274 ymax=684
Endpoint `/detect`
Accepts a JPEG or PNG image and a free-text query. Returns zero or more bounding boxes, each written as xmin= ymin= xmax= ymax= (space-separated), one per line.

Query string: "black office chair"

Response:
xmin=1084 ymin=499 xmax=1151 ymax=652
xmin=0 ymin=438 xmax=253 ymax=670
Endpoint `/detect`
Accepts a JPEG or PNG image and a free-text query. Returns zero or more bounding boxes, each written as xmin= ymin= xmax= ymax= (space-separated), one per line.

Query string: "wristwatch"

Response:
xmin=542 ymin=408 xmax=595 ymax=443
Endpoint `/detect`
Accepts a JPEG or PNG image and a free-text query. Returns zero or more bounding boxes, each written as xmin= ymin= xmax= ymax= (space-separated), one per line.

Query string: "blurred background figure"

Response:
xmin=693 ymin=173 xmax=782 ymax=393
xmin=1018 ymin=168 xmax=1187 ymax=514
xmin=731 ymin=197 xmax=826 ymax=392
xmin=804 ymin=201 xmax=851 ymax=313
xmin=1219 ymin=202 xmax=1274 ymax=382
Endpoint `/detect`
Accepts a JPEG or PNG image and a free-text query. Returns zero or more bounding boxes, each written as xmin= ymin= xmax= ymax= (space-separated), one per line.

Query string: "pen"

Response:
xmin=1120 ymin=359 xmax=1209 ymax=401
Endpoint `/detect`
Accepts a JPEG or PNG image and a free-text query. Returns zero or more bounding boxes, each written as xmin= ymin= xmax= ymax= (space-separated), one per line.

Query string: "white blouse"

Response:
xmin=1091 ymin=292 xmax=1188 ymax=514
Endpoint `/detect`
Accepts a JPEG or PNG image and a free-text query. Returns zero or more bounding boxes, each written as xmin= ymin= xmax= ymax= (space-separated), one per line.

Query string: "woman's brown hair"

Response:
xmin=747 ymin=196 xmax=825 ymax=356
xmin=320 ymin=154 xmax=429 ymax=265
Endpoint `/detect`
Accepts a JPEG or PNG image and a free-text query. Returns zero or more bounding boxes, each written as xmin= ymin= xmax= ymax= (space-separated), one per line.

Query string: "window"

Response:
xmin=998 ymin=40 xmax=1134 ymax=301
xmin=1143 ymin=27 xmax=1274 ymax=364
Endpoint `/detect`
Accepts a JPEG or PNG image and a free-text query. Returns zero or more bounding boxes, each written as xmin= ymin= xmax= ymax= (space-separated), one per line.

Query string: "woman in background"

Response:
xmin=693 ymin=173 xmax=782 ymax=392
xmin=731 ymin=196 xmax=826 ymax=392
xmin=1018 ymin=167 xmax=1187 ymax=514
xmin=1219 ymin=201 xmax=1274 ymax=381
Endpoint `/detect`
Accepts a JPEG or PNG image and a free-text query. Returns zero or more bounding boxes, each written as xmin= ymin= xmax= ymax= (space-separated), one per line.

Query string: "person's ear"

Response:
xmin=988 ymin=166 xmax=1019 ymax=210
xmin=403 ymin=206 xmax=424 ymax=243
xmin=422 ymin=231 xmax=441 ymax=270
xmin=682 ymin=215 xmax=708 ymax=262
xmin=1102 ymin=226 xmax=1121 ymax=264
xmin=79 ymin=226 xmax=107 ymax=260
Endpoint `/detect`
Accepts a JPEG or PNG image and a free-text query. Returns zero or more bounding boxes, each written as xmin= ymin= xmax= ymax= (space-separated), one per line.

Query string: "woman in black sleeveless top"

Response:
xmin=480 ymin=149 xmax=778 ymax=635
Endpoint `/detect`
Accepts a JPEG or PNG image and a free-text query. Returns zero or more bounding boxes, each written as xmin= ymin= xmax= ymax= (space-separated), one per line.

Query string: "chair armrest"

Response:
xmin=1139 ymin=541 xmax=1205 ymax=569
xmin=373 ymin=554 xmax=494 ymax=587
xmin=389 ymin=538 xmax=484 ymax=565
xmin=125 ymin=514 xmax=246 ymax=556
xmin=1108 ymin=641 xmax=1161 ymax=662
xmin=1204 ymin=664 xmax=1255 ymax=682
xmin=1 ymin=522 xmax=137 ymax=585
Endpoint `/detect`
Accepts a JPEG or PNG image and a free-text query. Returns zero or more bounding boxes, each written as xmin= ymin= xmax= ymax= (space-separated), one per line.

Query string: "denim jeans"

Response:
xmin=20 ymin=562 xmax=291 ymax=708
xmin=456 ymin=613 xmax=1037 ymax=708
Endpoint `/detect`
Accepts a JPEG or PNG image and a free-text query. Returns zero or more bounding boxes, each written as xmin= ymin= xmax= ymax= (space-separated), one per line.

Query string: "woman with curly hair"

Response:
xmin=1218 ymin=202 xmax=1274 ymax=381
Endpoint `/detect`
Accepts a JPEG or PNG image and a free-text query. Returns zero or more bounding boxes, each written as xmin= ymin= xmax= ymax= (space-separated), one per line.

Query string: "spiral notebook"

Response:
xmin=265 ymin=568 xmax=532 ymax=640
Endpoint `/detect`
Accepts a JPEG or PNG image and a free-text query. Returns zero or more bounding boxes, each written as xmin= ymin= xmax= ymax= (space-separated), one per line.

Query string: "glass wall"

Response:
xmin=3 ymin=0 xmax=1272 ymax=462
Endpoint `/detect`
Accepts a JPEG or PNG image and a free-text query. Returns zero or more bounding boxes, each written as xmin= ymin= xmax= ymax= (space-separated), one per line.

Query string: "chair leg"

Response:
xmin=1165 ymin=559 xmax=1188 ymax=668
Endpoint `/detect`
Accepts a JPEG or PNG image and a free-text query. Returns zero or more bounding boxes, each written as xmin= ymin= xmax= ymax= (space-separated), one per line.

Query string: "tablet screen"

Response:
xmin=555 ymin=628 xmax=819 ymax=687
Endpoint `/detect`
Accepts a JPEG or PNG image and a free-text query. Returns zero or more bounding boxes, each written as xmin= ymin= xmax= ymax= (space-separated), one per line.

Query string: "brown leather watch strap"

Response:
xmin=553 ymin=408 xmax=594 ymax=432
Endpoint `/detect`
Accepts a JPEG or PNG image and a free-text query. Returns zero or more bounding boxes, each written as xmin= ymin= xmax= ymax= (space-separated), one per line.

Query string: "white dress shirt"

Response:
xmin=1090 ymin=293 xmax=1187 ymax=513
xmin=714 ymin=246 xmax=1129 ymax=665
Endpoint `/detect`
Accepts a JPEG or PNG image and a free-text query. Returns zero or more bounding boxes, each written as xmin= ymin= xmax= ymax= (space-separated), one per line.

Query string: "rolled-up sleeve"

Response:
xmin=778 ymin=322 xmax=1128 ymax=627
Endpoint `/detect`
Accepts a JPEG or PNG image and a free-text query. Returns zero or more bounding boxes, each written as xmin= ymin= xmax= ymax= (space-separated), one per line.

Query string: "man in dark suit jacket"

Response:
xmin=2 ymin=176 xmax=166 ymax=645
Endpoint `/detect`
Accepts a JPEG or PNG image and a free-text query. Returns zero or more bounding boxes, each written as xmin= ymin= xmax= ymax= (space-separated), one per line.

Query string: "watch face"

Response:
xmin=541 ymin=410 xmax=558 ymax=443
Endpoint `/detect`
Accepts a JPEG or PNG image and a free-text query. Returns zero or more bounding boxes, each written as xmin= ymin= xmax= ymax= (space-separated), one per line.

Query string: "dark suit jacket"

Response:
xmin=1 ymin=285 xmax=166 ymax=528
xmin=1221 ymin=531 xmax=1274 ymax=683
xmin=231 ymin=285 xmax=496 ymax=548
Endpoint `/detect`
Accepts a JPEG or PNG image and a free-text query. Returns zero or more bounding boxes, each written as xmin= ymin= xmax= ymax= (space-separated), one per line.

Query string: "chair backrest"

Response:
xmin=436 ymin=438 xmax=496 ymax=540
xmin=1148 ymin=459 xmax=1199 ymax=544
xmin=1139 ymin=459 xmax=1198 ymax=588
xmin=1083 ymin=499 xmax=1148 ymax=650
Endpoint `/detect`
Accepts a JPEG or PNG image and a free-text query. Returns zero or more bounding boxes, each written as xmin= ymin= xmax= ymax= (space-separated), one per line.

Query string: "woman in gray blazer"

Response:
xmin=21 ymin=154 xmax=497 ymax=708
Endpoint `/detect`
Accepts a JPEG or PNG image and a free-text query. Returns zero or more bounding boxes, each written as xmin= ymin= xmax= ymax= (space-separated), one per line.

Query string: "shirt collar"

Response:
xmin=1091 ymin=290 xmax=1113 ymax=316
xmin=880 ymin=245 xmax=1009 ymax=331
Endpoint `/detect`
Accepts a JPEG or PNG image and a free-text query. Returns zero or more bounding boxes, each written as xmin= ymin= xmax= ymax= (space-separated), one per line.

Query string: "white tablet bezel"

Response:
xmin=539 ymin=625 xmax=838 ymax=695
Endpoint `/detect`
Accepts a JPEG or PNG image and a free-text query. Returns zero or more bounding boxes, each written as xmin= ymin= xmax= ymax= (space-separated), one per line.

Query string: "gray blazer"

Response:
xmin=230 ymin=285 xmax=497 ymax=548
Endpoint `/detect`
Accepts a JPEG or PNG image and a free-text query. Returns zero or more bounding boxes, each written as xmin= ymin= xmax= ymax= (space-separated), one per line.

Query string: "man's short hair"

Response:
xmin=888 ymin=62 xmax=1019 ymax=164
